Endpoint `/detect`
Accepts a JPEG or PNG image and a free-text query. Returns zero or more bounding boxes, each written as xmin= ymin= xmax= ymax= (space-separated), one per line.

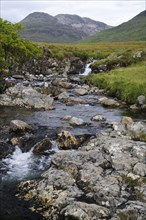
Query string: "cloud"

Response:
xmin=1 ymin=0 xmax=145 ymax=26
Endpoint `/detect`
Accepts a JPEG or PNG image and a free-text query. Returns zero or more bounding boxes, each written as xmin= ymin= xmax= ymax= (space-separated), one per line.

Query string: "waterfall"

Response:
xmin=79 ymin=63 xmax=92 ymax=76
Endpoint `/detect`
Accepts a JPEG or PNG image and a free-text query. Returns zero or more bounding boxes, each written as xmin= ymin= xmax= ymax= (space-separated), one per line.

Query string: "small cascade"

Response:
xmin=79 ymin=63 xmax=92 ymax=76
xmin=1 ymin=141 xmax=59 ymax=182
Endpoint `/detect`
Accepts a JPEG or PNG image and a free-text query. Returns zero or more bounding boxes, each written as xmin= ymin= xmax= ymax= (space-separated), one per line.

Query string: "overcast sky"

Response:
xmin=0 ymin=0 xmax=145 ymax=26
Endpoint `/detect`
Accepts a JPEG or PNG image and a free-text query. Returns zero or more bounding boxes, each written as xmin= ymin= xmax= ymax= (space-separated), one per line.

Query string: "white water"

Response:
xmin=79 ymin=63 xmax=92 ymax=76
xmin=1 ymin=142 xmax=58 ymax=182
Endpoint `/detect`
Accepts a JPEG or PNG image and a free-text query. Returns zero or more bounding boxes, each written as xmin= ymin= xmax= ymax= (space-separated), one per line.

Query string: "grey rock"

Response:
xmin=137 ymin=95 xmax=146 ymax=106
xmin=61 ymin=202 xmax=109 ymax=219
xmin=33 ymin=138 xmax=52 ymax=155
xmin=69 ymin=117 xmax=85 ymax=126
xmin=127 ymin=121 xmax=146 ymax=141
xmin=58 ymin=91 xmax=70 ymax=100
xmin=91 ymin=114 xmax=106 ymax=121
xmin=98 ymin=97 xmax=120 ymax=107
xmin=130 ymin=104 xmax=139 ymax=110
xmin=0 ymin=84 xmax=54 ymax=109
xmin=10 ymin=120 xmax=32 ymax=133
xmin=133 ymin=162 xmax=146 ymax=177
xmin=57 ymin=130 xmax=80 ymax=149
xmin=74 ymin=88 xmax=88 ymax=96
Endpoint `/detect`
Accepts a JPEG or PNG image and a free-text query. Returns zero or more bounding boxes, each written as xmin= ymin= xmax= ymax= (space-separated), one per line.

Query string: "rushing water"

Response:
xmin=1 ymin=141 xmax=58 ymax=182
xmin=79 ymin=63 xmax=92 ymax=76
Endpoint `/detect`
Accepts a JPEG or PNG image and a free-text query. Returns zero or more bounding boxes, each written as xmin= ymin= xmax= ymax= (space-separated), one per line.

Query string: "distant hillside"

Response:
xmin=81 ymin=10 xmax=146 ymax=43
xmin=19 ymin=12 xmax=111 ymax=43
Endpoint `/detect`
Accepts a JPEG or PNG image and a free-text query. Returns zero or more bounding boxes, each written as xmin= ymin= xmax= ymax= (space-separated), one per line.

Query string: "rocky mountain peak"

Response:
xmin=20 ymin=12 xmax=111 ymax=43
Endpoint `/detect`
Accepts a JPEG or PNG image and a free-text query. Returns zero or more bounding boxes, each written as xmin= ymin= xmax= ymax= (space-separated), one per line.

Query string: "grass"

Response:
xmin=37 ymin=41 xmax=146 ymax=61
xmin=85 ymin=61 xmax=146 ymax=104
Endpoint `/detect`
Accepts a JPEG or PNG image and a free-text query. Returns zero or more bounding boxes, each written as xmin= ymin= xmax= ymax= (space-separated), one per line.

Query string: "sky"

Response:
xmin=0 ymin=0 xmax=145 ymax=26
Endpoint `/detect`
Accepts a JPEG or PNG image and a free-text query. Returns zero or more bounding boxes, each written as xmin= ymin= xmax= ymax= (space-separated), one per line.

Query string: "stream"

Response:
xmin=0 ymin=63 xmax=145 ymax=219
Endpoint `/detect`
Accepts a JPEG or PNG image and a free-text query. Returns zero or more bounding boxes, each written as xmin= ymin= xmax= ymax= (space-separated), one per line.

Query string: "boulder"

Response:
xmin=98 ymin=97 xmax=120 ymax=107
xmin=121 ymin=116 xmax=133 ymax=125
xmin=57 ymin=130 xmax=80 ymax=149
xmin=130 ymin=104 xmax=139 ymax=110
xmin=69 ymin=117 xmax=85 ymax=126
xmin=137 ymin=95 xmax=146 ymax=106
xmin=133 ymin=162 xmax=146 ymax=177
xmin=91 ymin=114 xmax=106 ymax=121
xmin=12 ymin=75 xmax=25 ymax=80
xmin=61 ymin=202 xmax=109 ymax=219
xmin=68 ymin=97 xmax=85 ymax=104
xmin=10 ymin=120 xmax=32 ymax=133
xmin=74 ymin=88 xmax=88 ymax=96
xmin=59 ymin=81 xmax=73 ymax=89
xmin=33 ymin=138 xmax=52 ymax=155
xmin=127 ymin=121 xmax=146 ymax=141
xmin=62 ymin=115 xmax=72 ymax=121
xmin=0 ymin=84 xmax=54 ymax=110
xmin=68 ymin=57 xmax=84 ymax=74
xmin=58 ymin=91 xmax=70 ymax=100
xmin=52 ymin=79 xmax=73 ymax=89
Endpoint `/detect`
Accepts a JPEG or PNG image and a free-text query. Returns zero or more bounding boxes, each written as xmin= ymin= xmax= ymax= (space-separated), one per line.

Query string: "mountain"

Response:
xmin=19 ymin=12 xmax=111 ymax=43
xmin=81 ymin=10 xmax=146 ymax=43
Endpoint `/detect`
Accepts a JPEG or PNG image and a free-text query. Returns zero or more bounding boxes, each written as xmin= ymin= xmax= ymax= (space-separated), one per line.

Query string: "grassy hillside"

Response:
xmin=82 ymin=10 xmax=146 ymax=43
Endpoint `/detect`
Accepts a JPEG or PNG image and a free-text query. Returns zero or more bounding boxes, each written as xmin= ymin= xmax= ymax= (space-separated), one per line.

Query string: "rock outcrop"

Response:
xmin=0 ymin=84 xmax=54 ymax=110
xmin=17 ymin=123 xmax=146 ymax=220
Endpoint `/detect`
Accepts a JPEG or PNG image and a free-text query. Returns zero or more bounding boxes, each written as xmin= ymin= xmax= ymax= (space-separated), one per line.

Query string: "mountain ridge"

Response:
xmin=19 ymin=12 xmax=111 ymax=43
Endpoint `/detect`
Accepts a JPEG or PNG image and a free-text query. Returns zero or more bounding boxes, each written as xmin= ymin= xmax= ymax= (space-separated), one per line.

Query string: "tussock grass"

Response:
xmin=85 ymin=62 xmax=146 ymax=104
xmin=36 ymin=42 xmax=146 ymax=60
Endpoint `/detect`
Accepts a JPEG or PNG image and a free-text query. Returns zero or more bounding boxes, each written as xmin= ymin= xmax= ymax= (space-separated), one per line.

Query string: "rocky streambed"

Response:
xmin=0 ymin=61 xmax=146 ymax=220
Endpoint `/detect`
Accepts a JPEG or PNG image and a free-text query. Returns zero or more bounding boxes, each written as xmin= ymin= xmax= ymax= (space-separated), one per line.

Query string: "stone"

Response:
xmin=133 ymin=51 xmax=143 ymax=58
xmin=133 ymin=162 xmax=146 ymax=177
xmin=91 ymin=114 xmax=106 ymax=121
xmin=127 ymin=121 xmax=146 ymax=141
xmin=58 ymin=91 xmax=70 ymax=100
xmin=62 ymin=115 xmax=72 ymax=120
xmin=121 ymin=116 xmax=133 ymax=125
xmin=12 ymin=75 xmax=24 ymax=80
xmin=10 ymin=120 xmax=32 ymax=133
xmin=98 ymin=97 xmax=108 ymax=103
xmin=130 ymin=104 xmax=139 ymax=110
xmin=57 ymin=131 xmax=79 ymax=150
xmin=99 ymin=98 xmax=120 ymax=107
xmin=61 ymin=202 xmax=109 ymax=219
xmin=137 ymin=95 xmax=146 ymax=106
xmin=59 ymin=81 xmax=73 ymax=89
xmin=68 ymin=57 xmax=84 ymax=74
xmin=33 ymin=138 xmax=52 ymax=155
xmin=69 ymin=97 xmax=85 ymax=104
xmin=69 ymin=117 xmax=85 ymax=126
xmin=74 ymin=88 xmax=88 ymax=96
xmin=0 ymin=84 xmax=54 ymax=110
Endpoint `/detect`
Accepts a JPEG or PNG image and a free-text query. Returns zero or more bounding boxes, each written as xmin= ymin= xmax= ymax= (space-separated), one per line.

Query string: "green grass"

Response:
xmin=37 ymin=42 xmax=146 ymax=61
xmin=85 ymin=61 xmax=146 ymax=104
